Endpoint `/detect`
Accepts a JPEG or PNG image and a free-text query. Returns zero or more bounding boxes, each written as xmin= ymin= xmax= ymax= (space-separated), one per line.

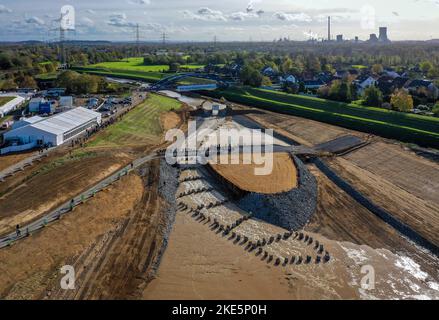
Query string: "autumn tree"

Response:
xmin=391 ymin=89 xmax=414 ymax=112
xmin=371 ymin=64 xmax=384 ymax=75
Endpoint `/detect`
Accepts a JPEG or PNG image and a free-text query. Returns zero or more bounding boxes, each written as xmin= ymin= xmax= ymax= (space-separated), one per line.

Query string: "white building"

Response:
xmin=0 ymin=95 xmax=26 ymax=118
xmin=59 ymin=96 xmax=73 ymax=108
xmin=4 ymin=107 xmax=102 ymax=148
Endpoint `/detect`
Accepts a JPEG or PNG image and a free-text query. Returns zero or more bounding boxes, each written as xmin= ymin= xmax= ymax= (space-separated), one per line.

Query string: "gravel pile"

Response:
xmin=238 ymin=156 xmax=317 ymax=231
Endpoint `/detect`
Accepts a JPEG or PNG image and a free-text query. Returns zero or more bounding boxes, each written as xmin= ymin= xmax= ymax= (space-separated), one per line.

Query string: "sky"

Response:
xmin=0 ymin=0 xmax=439 ymax=42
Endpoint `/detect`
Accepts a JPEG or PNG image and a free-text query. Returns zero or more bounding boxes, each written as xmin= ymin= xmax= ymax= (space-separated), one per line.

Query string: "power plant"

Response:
xmin=379 ymin=27 xmax=390 ymax=42
xmin=326 ymin=16 xmax=390 ymax=44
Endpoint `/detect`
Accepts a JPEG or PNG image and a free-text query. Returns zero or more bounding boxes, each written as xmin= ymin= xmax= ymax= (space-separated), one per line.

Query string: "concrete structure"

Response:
xmin=379 ymin=27 xmax=390 ymax=42
xmin=202 ymin=101 xmax=227 ymax=117
xmin=369 ymin=34 xmax=379 ymax=42
xmin=4 ymin=107 xmax=102 ymax=148
xmin=336 ymin=34 xmax=343 ymax=42
xmin=0 ymin=95 xmax=25 ymax=117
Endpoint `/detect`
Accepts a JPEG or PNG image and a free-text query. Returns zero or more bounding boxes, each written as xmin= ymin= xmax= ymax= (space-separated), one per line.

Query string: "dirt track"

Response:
xmin=44 ymin=159 xmax=170 ymax=300
xmin=0 ymin=174 xmax=144 ymax=299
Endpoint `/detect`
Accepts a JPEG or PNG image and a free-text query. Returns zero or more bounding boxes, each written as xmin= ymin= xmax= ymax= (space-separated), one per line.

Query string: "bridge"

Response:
xmin=150 ymin=73 xmax=229 ymax=91
xmin=157 ymin=144 xmax=329 ymax=159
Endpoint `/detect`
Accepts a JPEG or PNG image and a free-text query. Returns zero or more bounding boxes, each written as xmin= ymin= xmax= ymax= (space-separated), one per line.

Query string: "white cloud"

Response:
xmin=127 ymin=0 xmax=151 ymax=5
xmin=0 ymin=4 xmax=12 ymax=13
xmin=183 ymin=7 xmax=227 ymax=22
xmin=25 ymin=16 xmax=45 ymax=26
xmin=108 ymin=13 xmax=137 ymax=27
xmin=229 ymin=11 xmax=259 ymax=21
xmin=273 ymin=12 xmax=312 ymax=22
xmin=80 ymin=17 xmax=95 ymax=27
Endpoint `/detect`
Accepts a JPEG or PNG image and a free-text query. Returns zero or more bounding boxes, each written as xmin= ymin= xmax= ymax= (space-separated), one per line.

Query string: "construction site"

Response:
xmin=0 ymin=90 xmax=438 ymax=300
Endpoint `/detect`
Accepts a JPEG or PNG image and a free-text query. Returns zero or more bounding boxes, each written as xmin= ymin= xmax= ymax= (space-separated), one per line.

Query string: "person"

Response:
xmin=16 ymin=225 xmax=21 ymax=237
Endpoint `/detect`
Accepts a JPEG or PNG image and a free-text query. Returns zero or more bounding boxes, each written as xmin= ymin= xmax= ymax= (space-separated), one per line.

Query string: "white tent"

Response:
xmin=0 ymin=95 xmax=25 ymax=117
xmin=4 ymin=107 xmax=102 ymax=147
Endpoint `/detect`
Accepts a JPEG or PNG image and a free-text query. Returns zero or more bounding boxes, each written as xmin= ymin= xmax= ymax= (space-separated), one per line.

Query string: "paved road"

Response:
xmin=0 ymin=152 xmax=159 ymax=249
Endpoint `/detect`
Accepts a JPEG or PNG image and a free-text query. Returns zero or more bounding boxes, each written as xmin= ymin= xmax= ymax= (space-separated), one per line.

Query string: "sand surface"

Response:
xmin=209 ymin=153 xmax=297 ymax=194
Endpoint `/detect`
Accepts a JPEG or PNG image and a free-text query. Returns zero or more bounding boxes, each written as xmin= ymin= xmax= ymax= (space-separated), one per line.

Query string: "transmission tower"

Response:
xmin=161 ymin=32 xmax=169 ymax=46
xmin=60 ymin=26 xmax=66 ymax=66
xmin=47 ymin=11 xmax=74 ymax=68
xmin=136 ymin=23 xmax=140 ymax=56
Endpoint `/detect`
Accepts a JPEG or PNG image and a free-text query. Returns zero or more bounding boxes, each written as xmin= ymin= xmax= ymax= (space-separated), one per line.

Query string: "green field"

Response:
xmin=88 ymin=94 xmax=181 ymax=148
xmin=207 ymin=87 xmax=439 ymax=148
xmin=71 ymin=66 xmax=166 ymax=82
xmin=88 ymin=57 xmax=204 ymax=72
xmin=35 ymin=72 xmax=59 ymax=80
xmin=351 ymin=65 xmax=368 ymax=69
xmin=72 ymin=57 xmax=204 ymax=83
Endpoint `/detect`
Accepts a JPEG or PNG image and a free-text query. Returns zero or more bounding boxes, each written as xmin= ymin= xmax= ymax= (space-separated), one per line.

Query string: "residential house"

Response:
xmin=355 ymin=75 xmax=378 ymax=95
xmin=405 ymin=79 xmax=439 ymax=100
xmin=303 ymin=79 xmax=325 ymax=90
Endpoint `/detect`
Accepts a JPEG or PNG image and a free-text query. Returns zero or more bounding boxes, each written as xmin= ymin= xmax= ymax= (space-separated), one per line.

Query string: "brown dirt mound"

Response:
xmin=160 ymin=111 xmax=181 ymax=132
xmin=209 ymin=153 xmax=297 ymax=194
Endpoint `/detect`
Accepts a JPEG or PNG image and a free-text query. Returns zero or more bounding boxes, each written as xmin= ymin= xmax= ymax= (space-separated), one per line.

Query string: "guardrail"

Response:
xmin=0 ymin=153 xmax=159 ymax=249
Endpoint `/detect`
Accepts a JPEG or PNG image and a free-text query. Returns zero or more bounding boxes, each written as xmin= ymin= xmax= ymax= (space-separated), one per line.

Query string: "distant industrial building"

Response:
xmin=369 ymin=33 xmax=379 ymax=42
xmin=368 ymin=27 xmax=391 ymax=43
xmin=3 ymin=107 xmax=102 ymax=149
xmin=336 ymin=34 xmax=343 ymax=42
xmin=379 ymin=27 xmax=390 ymax=42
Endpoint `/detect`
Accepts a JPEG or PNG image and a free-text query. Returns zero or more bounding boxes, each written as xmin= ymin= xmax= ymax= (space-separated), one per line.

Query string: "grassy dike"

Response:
xmin=88 ymin=94 xmax=182 ymax=148
xmin=205 ymin=87 xmax=439 ymax=148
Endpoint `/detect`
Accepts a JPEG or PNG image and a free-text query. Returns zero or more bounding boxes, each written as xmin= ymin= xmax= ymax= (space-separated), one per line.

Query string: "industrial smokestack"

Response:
xmin=328 ymin=16 xmax=331 ymax=41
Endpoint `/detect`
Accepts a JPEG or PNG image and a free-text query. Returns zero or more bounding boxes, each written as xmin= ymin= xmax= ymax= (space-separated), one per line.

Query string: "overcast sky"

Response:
xmin=0 ymin=0 xmax=438 ymax=42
